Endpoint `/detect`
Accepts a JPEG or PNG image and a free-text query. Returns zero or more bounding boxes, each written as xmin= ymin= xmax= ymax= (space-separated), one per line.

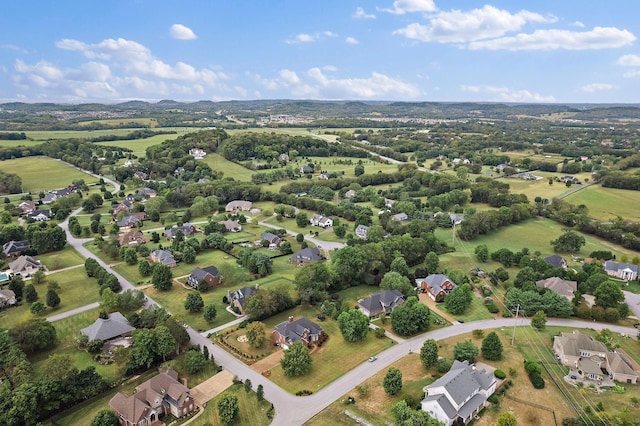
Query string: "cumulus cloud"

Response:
xmin=380 ymin=0 xmax=436 ymax=15
xmin=394 ymin=5 xmax=556 ymax=43
xmin=468 ymin=27 xmax=636 ymax=50
xmin=169 ymin=24 xmax=197 ymax=40
xmin=571 ymin=21 xmax=585 ymax=28
xmin=623 ymin=70 xmax=640 ymax=78
xmin=353 ymin=7 xmax=375 ymax=19
xmin=461 ymin=85 xmax=555 ymax=102
xmin=345 ymin=37 xmax=359 ymax=45
xmin=617 ymin=54 xmax=640 ymax=66
xmin=581 ymin=83 xmax=616 ymax=92
xmin=285 ymin=31 xmax=339 ymax=44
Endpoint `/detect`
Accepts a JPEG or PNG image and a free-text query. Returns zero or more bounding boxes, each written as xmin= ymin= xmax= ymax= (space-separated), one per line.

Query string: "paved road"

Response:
xmin=624 ymin=290 xmax=640 ymax=320
xmin=259 ymin=218 xmax=346 ymax=252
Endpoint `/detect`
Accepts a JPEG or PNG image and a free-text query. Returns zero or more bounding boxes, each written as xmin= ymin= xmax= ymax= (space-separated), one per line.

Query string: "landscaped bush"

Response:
xmin=502 ymin=309 xmax=512 ymax=318
xmin=529 ymin=371 xmax=545 ymax=389
xmin=486 ymin=303 xmax=499 ymax=313
xmin=494 ymin=369 xmax=506 ymax=379
xmin=296 ymin=390 xmax=313 ymax=396
xmin=374 ymin=327 xmax=386 ymax=338
xmin=487 ymin=394 xmax=499 ymax=404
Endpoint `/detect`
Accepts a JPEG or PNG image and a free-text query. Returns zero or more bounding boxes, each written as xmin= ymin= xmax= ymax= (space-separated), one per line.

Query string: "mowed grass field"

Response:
xmin=0 ymin=156 xmax=98 ymax=192
xmin=564 ymin=184 xmax=640 ymax=221
xmin=204 ymin=153 xmax=255 ymax=181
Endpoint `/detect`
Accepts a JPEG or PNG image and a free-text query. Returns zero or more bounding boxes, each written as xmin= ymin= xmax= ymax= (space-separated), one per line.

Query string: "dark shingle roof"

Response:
xmin=81 ymin=312 xmax=135 ymax=341
xmin=358 ymin=290 xmax=405 ymax=316
xmin=275 ymin=317 xmax=323 ymax=345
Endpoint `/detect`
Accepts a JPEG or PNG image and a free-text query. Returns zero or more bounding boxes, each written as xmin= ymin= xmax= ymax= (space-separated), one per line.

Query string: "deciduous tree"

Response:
xmin=217 ymin=393 xmax=239 ymax=425
xmin=383 ymin=367 xmax=402 ymax=395
xmin=152 ymin=264 xmax=173 ymax=290
xmin=481 ymin=331 xmax=503 ymax=361
xmin=280 ymin=341 xmax=311 ymax=376
xmin=203 ymin=304 xmax=217 ymax=323
xmin=453 ymin=340 xmax=478 ymax=363
xmin=531 ymin=310 xmax=547 ymax=330
xmin=245 ymin=321 xmax=266 ymax=348
xmin=184 ymin=292 xmax=204 ymax=313
xmin=420 ymin=339 xmax=439 ymax=368
xmin=337 ymin=309 xmax=370 ymax=342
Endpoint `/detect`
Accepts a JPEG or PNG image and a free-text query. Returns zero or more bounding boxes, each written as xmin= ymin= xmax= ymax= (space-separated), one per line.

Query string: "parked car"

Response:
xmin=368 ymin=356 xmax=378 ymax=362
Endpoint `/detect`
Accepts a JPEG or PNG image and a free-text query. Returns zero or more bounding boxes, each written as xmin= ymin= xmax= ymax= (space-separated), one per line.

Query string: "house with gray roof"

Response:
xmin=416 ymin=274 xmax=457 ymax=302
xmin=260 ymin=232 xmax=281 ymax=249
xmin=391 ymin=212 xmax=409 ymax=222
xmin=149 ymin=249 xmax=176 ymax=267
xmin=289 ymin=247 xmax=322 ymax=265
xmin=228 ymin=285 xmax=259 ymax=315
xmin=187 ymin=266 xmax=221 ymax=289
xmin=26 ymin=209 xmax=52 ymax=221
xmin=2 ymin=240 xmax=30 ymax=257
xmin=421 ymin=360 xmax=497 ymax=426
xmin=225 ymin=200 xmax=252 ymax=212
xmin=220 ymin=220 xmax=242 ymax=232
xmin=0 ymin=289 xmax=17 ymax=309
xmin=273 ymin=316 xmax=324 ymax=350
xmin=355 ymin=224 xmax=369 ymax=239
xmin=310 ymin=214 xmax=333 ymax=228
xmin=604 ymin=260 xmax=639 ymax=281
xmin=81 ymin=312 xmax=135 ymax=342
xmin=535 ymin=277 xmax=577 ymax=301
xmin=164 ymin=223 xmax=196 ymax=240
xmin=543 ymin=254 xmax=568 ymax=269
xmin=9 ymin=255 xmax=45 ymax=277
xmin=358 ymin=290 xmax=405 ymax=318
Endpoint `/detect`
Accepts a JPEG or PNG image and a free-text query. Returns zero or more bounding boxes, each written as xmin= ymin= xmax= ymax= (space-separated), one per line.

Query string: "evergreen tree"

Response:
xmin=481 ymin=331 xmax=503 ymax=360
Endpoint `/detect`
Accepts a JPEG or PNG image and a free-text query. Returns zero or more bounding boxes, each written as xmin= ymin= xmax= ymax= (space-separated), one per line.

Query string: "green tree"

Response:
xmin=217 ymin=393 xmax=239 ymax=425
xmin=46 ymin=288 xmax=61 ymax=308
xmin=279 ymin=240 xmax=293 ymax=254
xmin=280 ymin=341 xmax=312 ymax=376
xmin=8 ymin=275 xmax=25 ymax=300
xmin=383 ymin=367 xmax=403 ymax=395
xmin=296 ymin=212 xmax=309 ymax=227
xmin=354 ymin=163 xmax=365 ymax=176
xmin=31 ymin=269 xmax=46 ymax=285
xmin=444 ymin=283 xmax=473 ymax=315
xmin=100 ymin=288 xmax=120 ymax=312
xmin=124 ymin=248 xmax=138 ymax=265
xmin=391 ymin=296 xmax=431 ymax=336
xmin=453 ymin=340 xmax=479 ymax=363
xmin=424 ymin=251 xmax=439 ymax=274
xmin=531 ymin=310 xmax=547 ymax=330
xmin=182 ymin=245 xmax=196 ymax=263
xmin=420 ymin=338 xmax=439 ymax=368
xmin=295 ymin=261 xmax=332 ymax=305
xmin=90 ymin=409 xmax=120 ymax=426
xmin=481 ymin=331 xmax=503 ymax=360
xmin=154 ymin=325 xmax=176 ymax=362
xmin=497 ymin=412 xmax=518 ymax=426
xmin=30 ymin=301 xmax=46 ymax=315
xmin=185 ymin=350 xmax=206 ymax=373
xmin=244 ymin=378 xmax=252 ymax=392
xmin=390 ymin=256 xmax=410 ymax=277
xmin=380 ymin=271 xmax=413 ymax=297
xmin=24 ymin=284 xmax=38 ymax=303
xmin=257 ymin=384 xmax=264 ymax=401
xmin=337 ymin=309 xmax=370 ymax=342
xmin=594 ymin=280 xmax=625 ymax=309
xmin=152 ymin=264 xmax=173 ymax=290
xmin=550 ymin=230 xmax=586 ymax=253
xmin=10 ymin=318 xmax=57 ymax=353
xmin=475 ymin=244 xmax=489 ymax=263
xmin=203 ymin=304 xmax=217 ymax=323
xmin=245 ymin=321 xmax=266 ymax=348
xmin=184 ymin=292 xmax=204 ymax=313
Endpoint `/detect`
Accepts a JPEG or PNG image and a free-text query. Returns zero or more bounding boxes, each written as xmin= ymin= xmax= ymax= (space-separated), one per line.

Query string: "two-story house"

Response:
xmin=416 ymin=274 xmax=457 ymax=302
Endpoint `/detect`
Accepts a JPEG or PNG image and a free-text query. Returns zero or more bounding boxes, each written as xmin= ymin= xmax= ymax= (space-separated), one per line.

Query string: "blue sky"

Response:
xmin=1 ymin=0 xmax=639 ymax=103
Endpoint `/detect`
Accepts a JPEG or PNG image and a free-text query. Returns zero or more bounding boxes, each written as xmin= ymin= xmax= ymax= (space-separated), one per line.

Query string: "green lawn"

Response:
xmin=303 ymin=156 xmax=400 ymax=176
xmin=203 ymin=153 xmax=255 ymax=181
xmin=266 ymin=305 xmax=395 ymax=394
xmin=0 ymin=156 xmax=98 ymax=192
xmin=450 ymin=295 xmax=494 ymax=323
xmin=197 ymin=384 xmax=273 ymax=426
xmin=38 ymin=245 xmax=87 ymax=271
xmin=564 ymin=184 xmax=640 ymax=221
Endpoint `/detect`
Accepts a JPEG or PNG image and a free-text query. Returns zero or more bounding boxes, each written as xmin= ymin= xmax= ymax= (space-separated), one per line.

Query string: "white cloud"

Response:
xmin=461 ymin=85 xmax=555 ymax=102
xmin=617 ymin=54 xmax=640 ymax=66
xmin=286 ymin=31 xmax=338 ymax=44
xmin=571 ymin=21 xmax=585 ymax=28
xmin=169 ymin=24 xmax=197 ymax=40
xmin=380 ymin=0 xmax=436 ymax=15
xmin=581 ymin=83 xmax=616 ymax=92
xmin=394 ymin=5 xmax=556 ymax=43
xmin=623 ymin=70 xmax=640 ymax=78
xmin=345 ymin=37 xmax=359 ymax=45
xmin=279 ymin=69 xmax=301 ymax=85
xmin=323 ymin=65 xmax=338 ymax=71
xmin=468 ymin=27 xmax=636 ymax=50
xmin=353 ymin=7 xmax=375 ymax=19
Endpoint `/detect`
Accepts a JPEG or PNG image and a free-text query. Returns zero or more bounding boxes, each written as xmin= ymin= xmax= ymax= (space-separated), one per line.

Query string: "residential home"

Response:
xmin=136 ymin=187 xmax=157 ymax=198
xmin=197 ymin=178 xmax=210 ymax=184
xmin=0 ymin=289 xmax=17 ymax=309
xmin=18 ymin=200 xmax=36 ymax=213
xmin=317 ymin=172 xmax=330 ymax=180
xmin=553 ymin=331 xmax=638 ymax=384
xmin=133 ymin=171 xmax=148 ymax=180
xmin=560 ymin=175 xmax=581 ymax=184
xmin=421 ymin=360 xmax=497 ymax=426
xmin=81 ymin=312 xmax=135 ymax=342
xmin=188 ymin=148 xmax=206 ymax=159
xmin=187 ymin=266 xmax=222 ymax=289
xmin=26 ymin=209 xmax=52 ymax=221
xmin=535 ymin=277 xmax=577 ymax=301
xmin=448 ymin=213 xmax=464 ymax=225
xmin=299 ymin=165 xmax=313 ymax=174
xmin=416 ymin=274 xmax=457 ymax=301
xmin=604 ymin=260 xmax=640 ymax=281
xmin=2 ymin=240 xmax=30 ymax=257
xmin=118 ymin=230 xmax=147 ymax=246
xmin=358 ymin=290 xmax=405 ymax=318
xmin=289 ymin=247 xmax=322 ymax=265
xmin=164 ymin=223 xmax=196 ymax=240
xmin=543 ymin=254 xmax=568 ymax=269
xmin=260 ymin=232 xmax=281 ymax=249
xmin=109 ymin=366 xmax=196 ymax=426
xmin=149 ymin=249 xmax=176 ymax=268
xmin=225 ymin=200 xmax=252 ymax=212
xmin=391 ymin=212 xmax=409 ymax=222
xmin=117 ymin=215 xmax=143 ymax=229
xmin=310 ymin=214 xmax=333 ymax=228
xmin=123 ymin=160 xmax=136 ymax=168
xmin=173 ymin=167 xmax=185 ymax=176
xmin=113 ymin=198 xmax=134 ymax=215
xmin=220 ymin=220 xmax=242 ymax=233
xmin=273 ymin=316 xmax=324 ymax=350
xmin=9 ymin=255 xmax=45 ymax=277
xmin=384 ymin=198 xmax=396 ymax=208
xmin=277 ymin=153 xmax=289 ymax=162
xmin=227 ymin=285 xmax=259 ymax=315
xmin=355 ymin=224 xmax=369 ymax=239
xmin=344 ymin=189 xmax=357 ymax=199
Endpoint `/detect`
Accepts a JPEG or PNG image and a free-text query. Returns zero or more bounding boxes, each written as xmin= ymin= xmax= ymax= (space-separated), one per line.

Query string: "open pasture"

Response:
xmin=204 ymin=153 xmax=255 ymax=181
xmin=0 ymin=156 xmax=98 ymax=192
xmin=564 ymin=184 xmax=640 ymax=221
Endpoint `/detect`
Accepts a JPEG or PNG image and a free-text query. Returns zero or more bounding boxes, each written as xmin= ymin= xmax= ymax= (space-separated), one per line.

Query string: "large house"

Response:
xmin=2 ymin=240 xmax=30 ymax=257
xmin=118 ymin=230 xmax=147 ymax=246
xmin=225 ymin=200 xmax=252 ymax=212
xmin=220 ymin=220 xmax=242 ymax=233
xmin=81 ymin=312 xmax=135 ymax=342
xmin=117 ymin=213 xmax=144 ymax=229
xmin=604 ymin=260 xmax=639 ymax=281
xmin=41 ymin=185 xmax=77 ymax=204
xmin=535 ymin=277 xmax=577 ymax=301
xmin=357 ymin=290 xmax=405 ymax=318
xmin=421 ymin=360 xmax=497 ymax=426
xmin=289 ymin=247 xmax=322 ymax=265
xmin=416 ymin=274 xmax=457 ymax=301
xmin=109 ymin=366 xmax=196 ymax=426
xmin=391 ymin=212 xmax=409 ymax=222
xmin=543 ymin=254 xmax=568 ymax=269
xmin=227 ymin=285 xmax=259 ymax=315
xmin=0 ymin=289 xmax=17 ymax=309
xmin=355 ymin=224 xmax=369 ymax=239
xmin=310 ymin=214 xmax=333 ymax=228
xmin=273 ymin=316 xmax=324 ymax=350
xmin=150 ymin=249 xmax=176 ymax=268
xmin=187 ymin=266 xmax=222 ymax=289
xmin=164 ymin=223 xmax=197 ymax=240
xmin=18 ymin=200 xmax=36 ymax=213
xmin=9 ymin=255 xmax=45 ymax=277
xmin=260 ymin=232 xmax=281 ymax=249
xmin=26 ymin=209 xmax=52 ymax=222
xmin=553 ymin=331 xmax=638 ymax=384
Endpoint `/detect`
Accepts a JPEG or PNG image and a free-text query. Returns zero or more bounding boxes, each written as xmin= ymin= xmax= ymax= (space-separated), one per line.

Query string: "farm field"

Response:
xmin=494 ymin=171 xmax=594 ymax=201
xmin=0 ymin=156 xmax=98 ymax=192
xmin=203 ymin=153 xmax=255 ymax=181
xmin=564 ymin=184 xmax=640 ymax=221
xmin=305 ymin=156 xmax=400 ymax=175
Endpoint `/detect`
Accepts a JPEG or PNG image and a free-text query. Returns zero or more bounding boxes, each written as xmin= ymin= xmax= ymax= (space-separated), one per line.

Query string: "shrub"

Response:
xmin=374 ymin=327 xmax=386 ymax=338
xmin=435 ymin=358 xmax=453 ymax=373
xmin=494 ymin=369 xmax=506 ymax=379
xmin=524 ymin=360 xmax=542 ymax=375
xmin=529 ymin=371 xmax=545 ymax=389
xmin=502 ymin=309 xmax=513 ymax=318
xmin=487 ymin=394 xmax=499 ymax=404
xmin=486 ymin=303 xmax=499 ymax=313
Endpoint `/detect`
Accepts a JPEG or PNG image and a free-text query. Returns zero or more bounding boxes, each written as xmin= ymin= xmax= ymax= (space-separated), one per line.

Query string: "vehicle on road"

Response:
xmin=368 ymin=356 xmax=378 ymax=362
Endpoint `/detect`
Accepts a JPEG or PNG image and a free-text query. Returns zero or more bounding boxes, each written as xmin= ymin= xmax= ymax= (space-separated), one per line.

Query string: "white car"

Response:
xmin=368 ymin=356 xmax=378 ymax=362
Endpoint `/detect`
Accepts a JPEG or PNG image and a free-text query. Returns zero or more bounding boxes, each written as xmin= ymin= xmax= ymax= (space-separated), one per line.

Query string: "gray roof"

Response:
xmin=290 ymin=247 xmax=322 ymax=263
xmin=417 ymin=274 xmax=456 ymax=293
xmin=358 ymin=290 xmax=405 ymax=317
xmin=151 ymin=249 xmax=175 ymax=265
xmin=426 ymin=360 xmax=494 ymax=406
xmin=9 ymin=255 xmax=41 ymax=273
xmin=605 ymin=260 xmax=639 ymax=274
xmin=81 ymin=312 xmax=135 ymax=341
xmin=275 ymin=317 xmax=323 ymax=345
xmin=457 ymin=393 xmax=487 ymax=420
xmin=189 ymin=266 xmax=219 ymax=282
xmin=229 ymin=286 xmax=259 ymax=306
xmin=423 ymin=394 xmax=457 ymax=419
xmin=261 ymin=232 xmax=280 ymax=242
xmin=535 ymin=277 xmax=577 ymax=299
xmin=544 ymin=254 xmax=566 ymax=268
xmin=392 ymin=212 xmax=409 ymax=221
xmin=555 ymin=331 xmax=607 ymax=357
xmin=2 ymin=240 xmax=30 ymax=256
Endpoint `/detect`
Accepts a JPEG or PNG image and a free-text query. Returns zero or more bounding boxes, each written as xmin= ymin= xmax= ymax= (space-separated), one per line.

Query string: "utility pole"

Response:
xmin=511 ymin=304 xmax=520 ymax=346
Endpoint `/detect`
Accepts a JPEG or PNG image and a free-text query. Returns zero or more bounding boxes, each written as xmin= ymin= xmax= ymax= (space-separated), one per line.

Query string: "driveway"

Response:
xmin=190 ymin=369 xmax=235 ymax=403
xmin=624 ymin=290 xmax=640 ymax=320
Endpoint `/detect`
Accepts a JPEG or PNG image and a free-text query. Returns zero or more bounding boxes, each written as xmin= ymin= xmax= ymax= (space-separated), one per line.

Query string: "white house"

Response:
xmin=604 ymin=260 xmax=639 ymax=281
xmin=310 ymin=214 xmax=333 ymax=228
